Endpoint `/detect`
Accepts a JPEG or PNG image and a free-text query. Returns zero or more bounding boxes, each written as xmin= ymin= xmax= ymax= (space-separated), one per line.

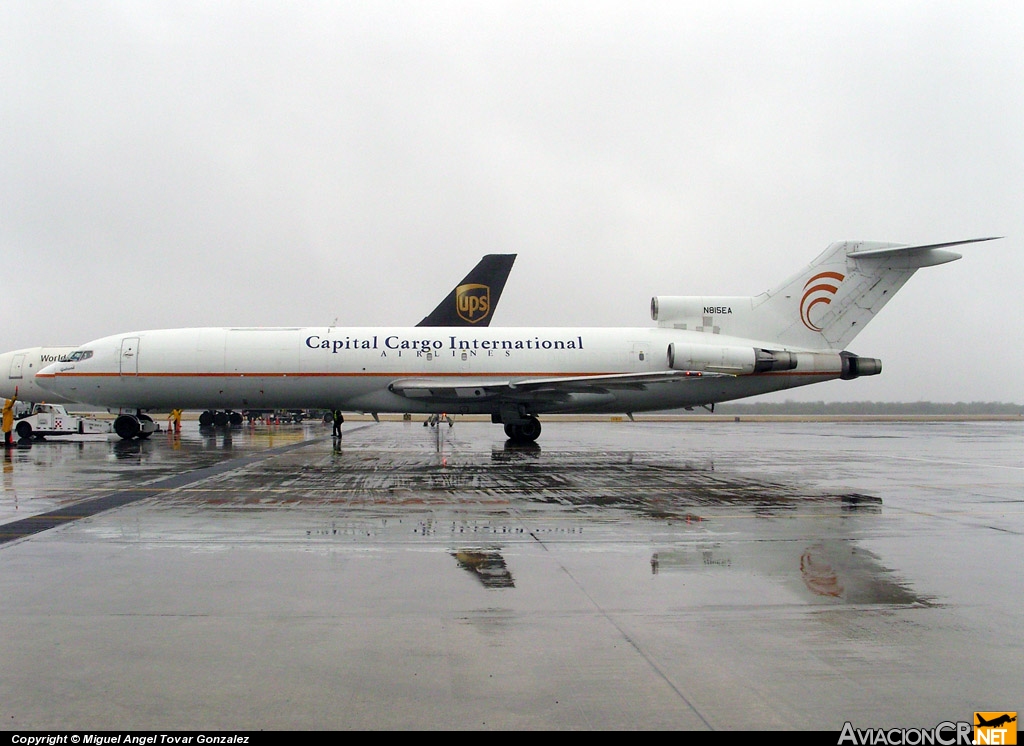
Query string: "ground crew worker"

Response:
xmin=332 ymin=409 xmax=344 ymax=439
xmin=2 ymin=389 xmax=17 ymax=448
xmin=168 ymin=408 xmax=182 ymax=432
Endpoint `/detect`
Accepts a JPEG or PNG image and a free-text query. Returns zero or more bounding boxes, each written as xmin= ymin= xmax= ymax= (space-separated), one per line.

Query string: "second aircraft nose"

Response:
xmin=35 ymin=362 xmax=60 ymax=389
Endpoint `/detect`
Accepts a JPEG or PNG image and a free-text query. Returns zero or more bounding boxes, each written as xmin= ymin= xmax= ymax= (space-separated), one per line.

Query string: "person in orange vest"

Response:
xmin=2 ymin=388 xmax=17 ymax=448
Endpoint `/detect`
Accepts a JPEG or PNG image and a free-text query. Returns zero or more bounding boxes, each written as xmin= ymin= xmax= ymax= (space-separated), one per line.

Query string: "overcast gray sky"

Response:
xmin=2 ymin=1 xmax=1021 ymax=403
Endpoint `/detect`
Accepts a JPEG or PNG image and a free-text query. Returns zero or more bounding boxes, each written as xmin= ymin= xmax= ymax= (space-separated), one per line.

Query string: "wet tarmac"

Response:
xmin=0 ymin=418 xmax=1021 ymax=730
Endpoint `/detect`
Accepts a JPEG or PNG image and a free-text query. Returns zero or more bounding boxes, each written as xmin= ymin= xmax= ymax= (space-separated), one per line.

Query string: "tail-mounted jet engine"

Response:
xmin=839 ymin=351 xmax=882 ymax=380
xmin=666 ymin=342 xmax=797 ymax=375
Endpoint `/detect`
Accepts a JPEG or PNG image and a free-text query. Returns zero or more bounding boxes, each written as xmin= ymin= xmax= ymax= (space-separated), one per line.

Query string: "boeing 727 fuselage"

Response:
xmin=38 ymin=238 xmax=997 ymax=441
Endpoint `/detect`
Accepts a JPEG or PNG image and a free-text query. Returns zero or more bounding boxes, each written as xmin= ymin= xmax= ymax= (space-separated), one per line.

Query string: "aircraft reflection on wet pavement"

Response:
xmin=649 ymin=514 xmax=927 ymax=607
xmin=2 ymin=420 xmax=929 ymax=607
xmin=93 ymin=424 xmax=921 ymax=608
xmin=453 ymin=550 xmax=516 ymax=588
xmin=4 ymin=421 xmax=921 ymax=609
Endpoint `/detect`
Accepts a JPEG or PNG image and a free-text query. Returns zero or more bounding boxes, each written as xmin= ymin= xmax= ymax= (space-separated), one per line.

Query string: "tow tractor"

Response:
xmin=14 ymin=403 xmax=113 ymax=440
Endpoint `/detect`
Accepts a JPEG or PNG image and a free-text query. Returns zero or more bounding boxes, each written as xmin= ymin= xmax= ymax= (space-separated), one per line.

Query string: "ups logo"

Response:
xmin=456 ymin=283 xmax=491 ymax=324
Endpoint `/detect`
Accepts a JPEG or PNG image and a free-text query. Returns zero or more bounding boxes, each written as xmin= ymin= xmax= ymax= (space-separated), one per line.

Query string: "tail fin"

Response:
xmin=653 ymin=238 xmax=999 ymax=350
xmin=416 ymin=254 xmax=516 ymax=327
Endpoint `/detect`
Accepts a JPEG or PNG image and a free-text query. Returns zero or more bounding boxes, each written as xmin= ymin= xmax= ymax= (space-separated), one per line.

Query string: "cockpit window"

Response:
xmin=67 ymin=350 xmax=93 ymax=362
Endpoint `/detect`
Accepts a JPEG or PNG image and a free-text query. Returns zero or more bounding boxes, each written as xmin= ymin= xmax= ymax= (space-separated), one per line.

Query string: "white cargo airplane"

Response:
xmin=37 ymin=238 xmax=997 ymax=442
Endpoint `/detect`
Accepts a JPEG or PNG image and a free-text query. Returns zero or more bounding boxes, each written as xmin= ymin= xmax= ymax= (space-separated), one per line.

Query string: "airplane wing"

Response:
xmin=387 ymin=370 xmax=721 ymax=403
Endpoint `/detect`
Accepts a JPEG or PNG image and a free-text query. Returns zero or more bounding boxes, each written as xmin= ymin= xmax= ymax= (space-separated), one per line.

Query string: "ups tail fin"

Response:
xmin=653 ymin=238 xmax=998 ymax=350
xmin=416 ymin=254 xmax=516 ymax=327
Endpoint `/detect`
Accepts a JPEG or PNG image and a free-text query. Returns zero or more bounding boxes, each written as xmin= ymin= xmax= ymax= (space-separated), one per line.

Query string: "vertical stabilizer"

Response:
xmin=417 ymin=254 xmax=516 ymax=327
xmin=653 ymin=238 xmax=998 ymax=350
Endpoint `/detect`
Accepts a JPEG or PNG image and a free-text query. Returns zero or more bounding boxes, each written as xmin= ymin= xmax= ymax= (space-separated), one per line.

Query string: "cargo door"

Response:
xmin=629 ymin=342 xmax=648 ymax=370
xmin=119 ymin=337 xmax=140 ymax=376
xmin=8 ymin=354 xmax=25 ymax=379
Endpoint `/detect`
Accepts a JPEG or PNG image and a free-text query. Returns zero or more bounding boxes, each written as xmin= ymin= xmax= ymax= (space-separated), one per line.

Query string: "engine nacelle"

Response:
xmin=840 ymin=352 xmax=882 ymax=380
xmin=754 ymin=348 xmax=798 ymax=372
xmin=652 ymin=296 xmax=750 ymax=324
xmin=667 ymin=343 xmax=798 ymax=375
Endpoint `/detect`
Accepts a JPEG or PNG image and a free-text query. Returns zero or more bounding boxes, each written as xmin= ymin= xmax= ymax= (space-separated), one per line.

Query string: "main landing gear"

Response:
xmin=420 ymin=412 xmax=542 ymax=444
xmin=198 ymin=410 xmax=243 ymax=428
xmin=502 ymin=416 xmax=542 ymax=443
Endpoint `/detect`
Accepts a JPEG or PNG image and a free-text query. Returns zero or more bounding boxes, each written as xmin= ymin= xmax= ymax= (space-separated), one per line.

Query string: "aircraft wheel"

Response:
xmin=199 ymin=411 xmax=215 ymax=428
xmin=113 ymin=415 xmax=141 ymax=440
xmin=503 ymin=423 xmax=517 ymax=439
xmin=229 ymin=411 xmax=243 ymax=426
xmin=15 ymin=421 xmax=33 ymax=439
xmin=519 ymin=417 xmax=542 ymax=442
xmin=213 ymin=411 xmax=229 ymax=427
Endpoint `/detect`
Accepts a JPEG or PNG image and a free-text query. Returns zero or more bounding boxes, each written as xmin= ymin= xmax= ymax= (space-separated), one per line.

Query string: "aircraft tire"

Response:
xmin=213 ymin=411 xmax=229 ymax=428
xmin=15 ymin=421 xmax=32 ymax=439
xmin=229 ymin=411 xmax=243 ymax=426
xmin=504 ymin=417 xmax=541 ymax=442
xmin=113 ymin=415 xmax=141 ymax=440
xmin=519 ymin=417 xmax=542 ymax=441
xmin=198 ymin=411 xmax=215 ymax=428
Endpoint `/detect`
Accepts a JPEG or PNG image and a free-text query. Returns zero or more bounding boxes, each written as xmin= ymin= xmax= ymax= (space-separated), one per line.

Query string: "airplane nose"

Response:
xmin=36 ymin=362 xmax=59 ymax=389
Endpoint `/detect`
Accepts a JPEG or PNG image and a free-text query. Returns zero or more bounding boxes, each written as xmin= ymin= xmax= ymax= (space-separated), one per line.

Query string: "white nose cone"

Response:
xmin=35 ymin=362 xmax=60 ymax=390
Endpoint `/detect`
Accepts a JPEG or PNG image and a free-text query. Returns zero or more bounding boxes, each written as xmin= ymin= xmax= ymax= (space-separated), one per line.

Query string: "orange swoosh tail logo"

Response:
xmin=800 ymin=271 xmax=844 ymax=331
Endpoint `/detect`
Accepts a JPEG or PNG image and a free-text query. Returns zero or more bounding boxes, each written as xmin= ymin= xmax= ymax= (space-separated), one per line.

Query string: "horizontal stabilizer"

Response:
xmin=847 ymin=237 xmax=1001 ymax=268
xmin=847 ymin=236 xmax=1001 ymax=258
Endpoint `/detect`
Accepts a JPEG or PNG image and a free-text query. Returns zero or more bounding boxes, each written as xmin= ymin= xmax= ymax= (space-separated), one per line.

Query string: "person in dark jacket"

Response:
xmin=332 ymin=409 xmax=344 ymax=439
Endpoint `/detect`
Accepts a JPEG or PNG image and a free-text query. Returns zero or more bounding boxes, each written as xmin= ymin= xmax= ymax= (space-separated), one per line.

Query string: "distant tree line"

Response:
xmin=711 ymin=401 xmax=1024 ymax=415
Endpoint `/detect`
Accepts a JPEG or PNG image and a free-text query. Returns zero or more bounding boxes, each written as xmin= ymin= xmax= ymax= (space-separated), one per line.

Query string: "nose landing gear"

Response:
xmin=113 ymin=412 xmax=158 ymax=440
